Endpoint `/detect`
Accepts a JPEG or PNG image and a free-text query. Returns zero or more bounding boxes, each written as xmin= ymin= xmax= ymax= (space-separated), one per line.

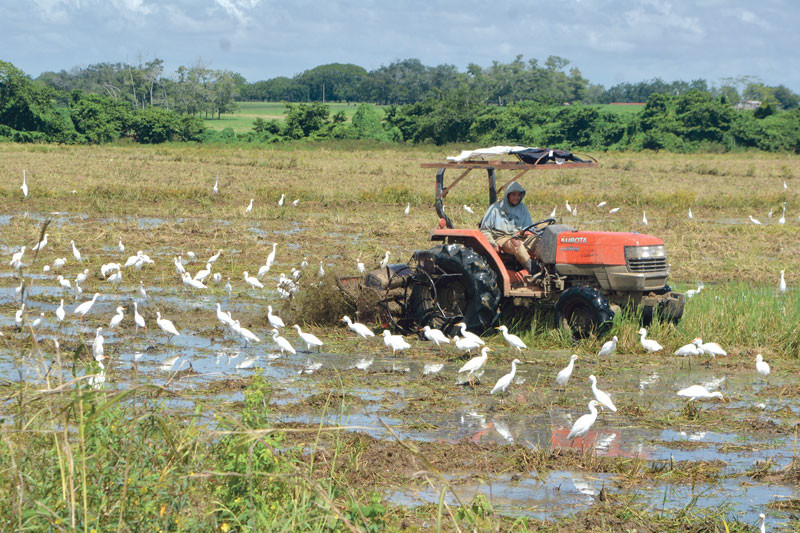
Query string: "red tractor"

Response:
xmin=343 ymin=150 xmax=685 ymax=338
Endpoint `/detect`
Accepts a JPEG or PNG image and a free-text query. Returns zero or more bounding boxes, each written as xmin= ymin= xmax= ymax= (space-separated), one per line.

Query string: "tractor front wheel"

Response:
xmin=554 ymin=286 xmax=614 ymax=340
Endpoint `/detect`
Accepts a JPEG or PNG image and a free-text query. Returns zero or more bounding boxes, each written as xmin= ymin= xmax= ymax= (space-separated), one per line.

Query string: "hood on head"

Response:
xmin=505 ymin=181 xmax=526 ymax=202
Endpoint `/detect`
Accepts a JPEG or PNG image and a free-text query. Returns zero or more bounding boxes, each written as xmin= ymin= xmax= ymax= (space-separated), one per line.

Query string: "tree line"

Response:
xmin=2 ymin=56 xmax=800 ymax=151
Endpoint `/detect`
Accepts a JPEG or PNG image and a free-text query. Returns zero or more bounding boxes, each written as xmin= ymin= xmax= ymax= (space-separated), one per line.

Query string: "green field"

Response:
xmin=203 ymin=101 xmax=377 ymax=133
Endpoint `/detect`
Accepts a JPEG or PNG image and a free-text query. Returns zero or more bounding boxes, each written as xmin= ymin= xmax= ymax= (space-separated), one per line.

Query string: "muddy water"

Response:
xmin=1 ymin=243 xmax=798 ymax=527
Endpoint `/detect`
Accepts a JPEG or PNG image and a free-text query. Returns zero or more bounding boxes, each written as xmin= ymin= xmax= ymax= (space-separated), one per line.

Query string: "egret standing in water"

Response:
xmin=456 ymin=322 xmax=484 ymax=346
xmin=133 ymin=302 xmax=146 ymax=332
xmin=458 ymin=346 xmax=490 ymax=383
xmin=779 ymin=269 xmax=786 ymax=294
xmin=496 ymin=325 xmax=526 ymax=352
xmin=109 ymin=306 xmax=125 ymax=328
xmin=74 ymin=293 xmax=100 ymax=317
xmin=421 ymin=325 xmax=450 ymax=350
xmin=342 ymin=315 xmax=374 ymax=339
xmin=556 ymin=354 xmax=579 ymax=391
xmin=21 ymin=170 xmax=28 ymax=197
xmin=453 ymin=335 xmax=482 ymax=354
xmin=381 ymin=330 xmax=411 ymax=354
xmin=267 ymin=305 xmax=285 ymax=329
xmin=156 ymin=312 xmax=180 ymax=343
xmin=755 ymin=354 xmax=771 ymax=382
xmin=245 ymin=199 xmax=253 ymax=214
xmin=491 ymin=358 xmax=521 ymax=399
xmin=56 ymin=299 xmax=65 ymax=322
xmin=567 ymin=400 xmax=600 ymax=449
xmin=294 ymin=325 xmax=323 ymax=351
xmin=71 ymin=240 xmax=82 ymax=262
xmin=588 ymin=375 xmax=617 ymax=415
xmin=677 ymin=385 xmax=725 ymax=402
xmin=271 ymin=328 xmax=296 ymax=357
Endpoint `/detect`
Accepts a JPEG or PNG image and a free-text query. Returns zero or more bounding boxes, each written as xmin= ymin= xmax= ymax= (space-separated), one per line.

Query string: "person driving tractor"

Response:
xmin=479 ymin=181 xmax=540 ymax=276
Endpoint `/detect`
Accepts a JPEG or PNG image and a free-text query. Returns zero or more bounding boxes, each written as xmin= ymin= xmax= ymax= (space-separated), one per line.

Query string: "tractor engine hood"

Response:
xmin=536 ymin=225 xmax=665 ymax=266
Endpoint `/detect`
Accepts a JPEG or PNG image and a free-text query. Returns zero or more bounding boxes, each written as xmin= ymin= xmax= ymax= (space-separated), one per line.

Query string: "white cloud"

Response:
xmin=736 ymin=9 xmax=772 ymax=30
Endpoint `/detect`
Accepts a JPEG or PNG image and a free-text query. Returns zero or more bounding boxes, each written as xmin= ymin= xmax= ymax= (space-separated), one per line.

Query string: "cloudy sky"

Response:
xmin=2 ymin=0 xmax=798 ymax=91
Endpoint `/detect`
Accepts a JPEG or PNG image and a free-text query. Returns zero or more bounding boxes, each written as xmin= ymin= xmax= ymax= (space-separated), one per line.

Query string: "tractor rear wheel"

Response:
xmin=554 ymin=286 xmax=614 ymax=340
xmin=408 ymin=244 xmax=500 ymax=335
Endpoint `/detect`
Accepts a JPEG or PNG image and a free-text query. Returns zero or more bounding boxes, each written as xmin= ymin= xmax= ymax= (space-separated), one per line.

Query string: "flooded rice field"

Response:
xmin=2 ymin=208 xmax=798 ymax=530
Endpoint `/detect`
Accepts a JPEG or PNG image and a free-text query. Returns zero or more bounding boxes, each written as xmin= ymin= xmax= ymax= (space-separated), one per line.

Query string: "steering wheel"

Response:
xmin=516 ymin=218 xmax=555 ymax=237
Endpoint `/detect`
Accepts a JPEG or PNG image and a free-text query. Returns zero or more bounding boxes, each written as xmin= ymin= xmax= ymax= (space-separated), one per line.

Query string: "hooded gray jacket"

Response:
xmin=479 ymin=181 xmax=533 ymax=244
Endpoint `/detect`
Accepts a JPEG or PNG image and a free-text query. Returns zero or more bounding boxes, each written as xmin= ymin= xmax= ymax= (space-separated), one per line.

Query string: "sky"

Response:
xmin=2 ymin=0 xmax=799 ymax=92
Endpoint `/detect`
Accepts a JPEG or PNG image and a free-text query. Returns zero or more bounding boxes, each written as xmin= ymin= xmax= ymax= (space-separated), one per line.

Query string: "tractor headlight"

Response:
xmin=625 ymin=245 xmax=666 ymax=260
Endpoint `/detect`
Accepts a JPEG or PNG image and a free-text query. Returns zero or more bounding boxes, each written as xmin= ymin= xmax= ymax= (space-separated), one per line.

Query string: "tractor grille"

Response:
xmin=627 ymin=257 xmax=667 ymax=272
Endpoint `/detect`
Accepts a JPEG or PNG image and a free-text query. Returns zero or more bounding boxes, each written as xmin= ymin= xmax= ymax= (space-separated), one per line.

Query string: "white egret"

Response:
xmin=597 ymin=201 xmax=607 ymax=208
xmin=207 ymin=249 xmax=223 ymax=264
xmin=107 ymin=270 xmax=122 ymax=286
xmin=355 ymin=358 xmax=374 ymax=370
xmin=686 ymin=283 xmax=704 ymax=298
xmin=57 ymin=275 xmax=72 ymax=291
xmin=674 ymin=340 xmax=700 ymax=368
xmin=224 ymin=278 xmax=233 ymax=297
xmin=193 ymin=263 xmax=212 ymax=283
xmin=31 ymin=312 xmax=44 ymax=328
xmin=567 ymin=400 xmax=600 ymax=442
xmin=266 ymin=242 xmax=277 ymax=268
xmin=677 ymin=384 xmax=725 ymax=402
xmin=109 ymin=306 xmax=125 ymax=328
xmin=423 ymin=363 xmax=444 ymax=375
xmin=213 ymin=175 xmax=218 ymax=194
xmin=572 ymin=205 xmax=577 ymax=216
xmin=233 ymin=320 xmax=261 ymax=345
xmin=341 ymin=315 xmax=374 ymax=339
xmin=243 ymin=271 xmax=264 ymax=289
xmin=642 ymin=211 xmax=648 ymax=225
xmin=459 ymin=346 xmax=490 ymax=377
xmin=565 ymin=200 xmax=572 ymax=213
xmin=456 ymin=322 xmax=485 ymax=345
xmin=9 ymin=246 xmax=25 ymax=270
xmin=749 ymin=215 xmax=762 ymax=225
xmin=21 ymin=170 xmax=28 ymax=197
xmin=156 ymin=312 xmax=180 ymax=341
xmin=556 ymin=354 xmax=579 ymax=391
xmin=14 ymin=304 xmax=25 ymax=328
xmin=245 ymin=199 xmax=253 ymax=214
xmin=688 ymin=208 xmax=694 ymax=220
xmin=93 ymin=327 xmax=105 ymax=361
xmin=693 ymin=338 xmax=726 ymax=359
xmin=56 ymin=299 xmax=65 ymax=322
xmin=70 ymin=240 xmax=82 ymax=261
xmin=549 ymin=206 xmax=557 ymax=218
xmin=294 ymin=325 xmax=323 ymax=351
xmin=139 ymin=281 xmax=147 ymax=299
xmin=755 ymin=354 xmax=770 ymax=381
xmin=292 ymin=199 xmax=299 ymax=206
xmin=759 ymin=513 xmax=766 ymax=533
xmin=382 ymin=330 xmax=411 ymax=354
xmin=453 ymin=335 xmax=482 ymax=354
xmin=14 ymin=280 xmax=24 ymax=302
xmin=182 ymin=272 xmax=207 ymax=290
xmin=278 ymin=193 xmax=285 ymax=207
xmin=496 ymin=325 xmax=526 ymax=352
xmin=76 ymin=268 xmax=89 ymax=285
xmin=74 ymin=283 xmax=83 ymax=298
xmin=257 ymin=261 xmax=271 ymax=278
xmin=318 ymin=261 xmax=325 ymax=277
xmin=421 ymin=325 xmax=450 ymax=350
xmin=174 ymin=256 xmax=186 ymax=275
xmin=74 ymin=293 xmax=100 ymax=317
xmin=404 ymin=202 xmax=410 ymax=215
xmin=779 ymin=269 xmax=786 ymax=294
xmin=491 ymin=358 xmax=521 ymax=397
xmin=118 ymin=238 xmax=125 ymax=254
xmin=32 ymin=233 xmax=48 ymax=252
xmin=52 ymin=257 xmax=67 ymax=270
xmin=133 ymin=302 xmax=146 ymax=332
xmin=271 ymin=328 xmax=296 ymax=356
xmin=463 ymin=205 xmax=474 ymax=214
xmin=267 ymin=305 xmax=285 ymax=329
xmin=186 ymin=251 xmax=195 ymax=261
xmin=609 ymin=207 xmax=620 ymax=214
xmin=379 ymin=251 xmax=390 ymax=269
xmin=88 ymin=361 xmax=106 ymax=390
xmin=212 ymin=272 xmax=222 ymax=284
xmin=638 ymin=328 xmax=663 ymax=353
xmin=588 ymin=375 xmax=617 ymax=413
xmin=778 ymin=204 xmax=786 ymax=225
xmin=598 ymin=335 xmax=617 ymax=357
xmin=123 ymin=252 xmax=141 ymax=268
xmin=357 ymin=258 xmax=365 ymax=273
xmin=300 ymin=257 xmax=308 ymax=270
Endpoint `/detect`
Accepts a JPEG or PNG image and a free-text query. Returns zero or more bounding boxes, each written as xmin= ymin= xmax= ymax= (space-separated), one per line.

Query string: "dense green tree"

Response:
xmin=68 ymin=91 xmax=132 ymax=143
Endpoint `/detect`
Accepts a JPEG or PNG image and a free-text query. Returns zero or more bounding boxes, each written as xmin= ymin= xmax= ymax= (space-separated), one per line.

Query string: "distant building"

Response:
xmin=735 ymin=100 xmax=761 ymax=111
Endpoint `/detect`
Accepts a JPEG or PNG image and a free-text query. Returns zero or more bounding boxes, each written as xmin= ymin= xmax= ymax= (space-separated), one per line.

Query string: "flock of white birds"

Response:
xmin=5 ymin=168 xmax=790 ymax=529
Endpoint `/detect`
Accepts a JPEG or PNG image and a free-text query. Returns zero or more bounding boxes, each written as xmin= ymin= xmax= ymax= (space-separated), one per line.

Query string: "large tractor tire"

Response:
xmin=554 ymin=285 xmax=614 ymax=340
xmin=409 ymin=244 xmax=500 ymax=335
